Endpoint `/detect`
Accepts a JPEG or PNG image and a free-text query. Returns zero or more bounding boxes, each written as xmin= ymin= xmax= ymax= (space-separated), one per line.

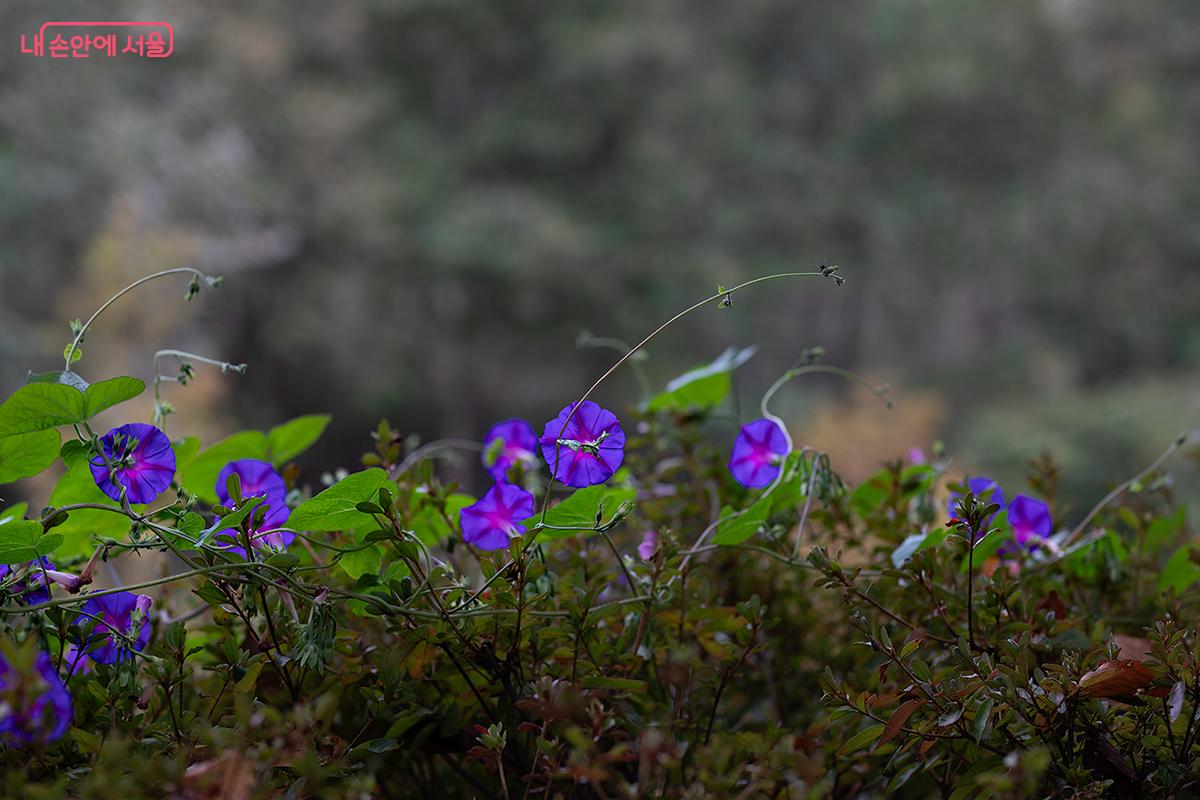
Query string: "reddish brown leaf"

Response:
xmin=1078 ymin=659 xmax=1154 ymax=699
xmin=877 ymin=699 xmax=924 ymax=748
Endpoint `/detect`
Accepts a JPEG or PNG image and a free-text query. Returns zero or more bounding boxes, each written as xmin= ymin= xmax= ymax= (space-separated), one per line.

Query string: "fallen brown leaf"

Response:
xmin=1078 ymin=659 xmax=1154 ymax=700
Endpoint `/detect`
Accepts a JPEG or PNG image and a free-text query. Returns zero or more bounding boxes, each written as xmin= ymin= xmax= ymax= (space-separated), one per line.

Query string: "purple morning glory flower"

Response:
xmin=637 ymin=530 xmax=658 ymax=561
xmin=728 ymin=419 xmax=789 ymax=488
xmin=947 ymin=476 xmax=1006 ymax=522
xmin=61 ymin=644 xmax=91 ymax=678
xmin=89 ymin=423 xmax=176 ymax=504
xmin=482 ymin=418 xmax=540 ymax=481
xmin=539 ymin=401 xmax=625 ymax=488
xmin=212 ymin=459 xmax=293 ymax=557
xmin=0 ymin=558 xmax=55 ymax=606
xmin=460 ymin=482 xmax=535 ymax=551
xmin=0 ymin=651 xmax=72 ymax=746
xmin=1008 ymin=494 xmax=1052 ymax=549
xmin=76 ymin=592 xmax=153 ymax=665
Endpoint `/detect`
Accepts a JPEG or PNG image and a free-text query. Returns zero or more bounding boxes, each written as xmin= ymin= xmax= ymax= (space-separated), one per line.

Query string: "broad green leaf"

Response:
xmin=290 ymin=469 xmax=394 ymax=532
xmin=267 ymin=414 xmax=331 ymax=465
xmin=80 ymin=377 xmax=146 ymax=420
xmin=837 ymin=724 xmax=885 ymax=756
xmin=849 ymin=470 xmax=891 ymax=515
xmin=411 ymin=506 xmax=450 ymax=546
xmin=384 ymin=714 xmax=425 ymax=739
xmin=347 ymin=738 xmax=401 ymax=760
xmin=35 ymin=533 xmax=63 ymax=556
xmin=1143 ymin=507 xmax=1187 ymax=554
xmin=1064 ymin=530 xmax=1127 ymax=581
xmin=645 ymin=346 xmax=756 ymax=412
xmin=713 ymin=498 xmax=770 ymax=545
xmin=0 ymin=429 xmax=61 ymax=483
xmin=339 ymin=535 xmax=384 ymax=579
xmin=157 ymin=511 xmax=207 ymax=549
xmin=178 ymin=416 xmax=331 ymax=502
xmin=178 ymin=431 xmax=268 ymax=504
xmin=0 ymin=376 xmax=144 ymax=436
xmin=178 ymin=512 xmax=206 ymax=538
xmin=525 ymin=485 xmax=636 ymax=538
xmin=171 ymin=436 xmax=202 ymax=476
xmin=411 ymin=494 xmax=476 ymax=546
xmin=0 ymin=384 xmax=83 ymax=435
xmin=0 ymin=519 xmax=44 ymax=564
xmin=445 ymin=493 xmax=476 ymax=520
xmin=900 ymin=464 xmax=937 ymax=494
xmin=0 ymin=503 xmax=30 ymax=527
xmin=1159 ymin=544 xmax=1200 ymax=593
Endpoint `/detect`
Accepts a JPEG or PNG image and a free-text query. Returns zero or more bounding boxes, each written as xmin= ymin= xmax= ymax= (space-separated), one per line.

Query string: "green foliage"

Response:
xmin=527 ymin=483 xmax=637 ymax=538
xmin=288 ymin=468 xmax=393 ymax=531
xmin=0 ymin=517 xmax=52 ymax=565
xmin=1 ymin=383 xmax=1197 ymax=798
xmin=1159 ymin=544 xmax=1200 ymax=593
xmin=1 ymin=276 xmax=1198 ymax=799
xmin=0 ymin=429 xmax=60 ymax=483
xmin=0 ymin=376 xmax=143 ymax=435
xmin=645 ymin=346 xmax=755 ymax=412
xmin=178 ymin=430 xmax=266 ymax=503
xmin=266 ymin=414 xmax=331 ymax=464
xmin=337 ymin=538 xmax=383 ymax=579
xmin=46 ymin=440 xmax=140 ymax=558
xmin=178 ymin=415 xmax=329 ymax=502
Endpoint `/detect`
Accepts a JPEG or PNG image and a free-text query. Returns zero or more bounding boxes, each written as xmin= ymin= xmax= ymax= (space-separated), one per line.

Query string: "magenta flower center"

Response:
xmin=486 ymin=511 xmax=517 ymax=534
xmin=99 ymin=611 xmax=124 ymax=635
xmin=746 ymin=442 xmax=780 ymax=467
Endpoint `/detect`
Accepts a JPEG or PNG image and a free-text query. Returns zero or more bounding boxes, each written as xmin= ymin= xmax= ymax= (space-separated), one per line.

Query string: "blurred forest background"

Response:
xmin=2 ymin=0 xmax=1199 ymax=514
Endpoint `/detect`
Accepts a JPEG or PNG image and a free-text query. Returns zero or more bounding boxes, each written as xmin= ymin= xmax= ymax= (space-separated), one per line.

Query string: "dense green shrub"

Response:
xmin=0 ymin=269 xmax=1196 ymax=798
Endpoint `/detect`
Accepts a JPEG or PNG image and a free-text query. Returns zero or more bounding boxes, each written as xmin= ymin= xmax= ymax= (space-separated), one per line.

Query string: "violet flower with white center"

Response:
xmin=728 ymin=419 xmax=789 ymax=489
xmin=460 ymin=482 xmax=535 ymax=551
xmin=539 ymin=401 xmax=625 ymax=488
xmin=482 ymin=418 xmax=539 ymax=481
xmin=75 ymin=591 xmax=153 ymax=665
xmin=89 ymin=423 xmax=176 ymax=504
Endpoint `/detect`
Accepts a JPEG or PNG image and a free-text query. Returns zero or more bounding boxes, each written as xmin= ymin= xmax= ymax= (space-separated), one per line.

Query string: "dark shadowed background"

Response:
xmin=2 ymin=0 xmax=1198 ymax=512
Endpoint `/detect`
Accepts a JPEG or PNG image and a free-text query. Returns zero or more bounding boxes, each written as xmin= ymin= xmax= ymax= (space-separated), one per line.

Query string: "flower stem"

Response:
xmin=540 ymin=270 xmax=836 ymax=522
xmin=63 ymin=267 xmax=218 ymax=370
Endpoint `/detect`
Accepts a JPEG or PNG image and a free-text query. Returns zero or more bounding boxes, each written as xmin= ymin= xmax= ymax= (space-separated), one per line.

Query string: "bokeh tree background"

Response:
xmin=2 ymin=0 xmax=1198 ymax=512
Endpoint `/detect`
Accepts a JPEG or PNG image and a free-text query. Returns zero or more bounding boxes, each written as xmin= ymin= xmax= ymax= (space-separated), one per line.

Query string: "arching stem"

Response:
xmin=540 ymin=269 xmax=841 ymax=521
xmin=63 ymin=267 xmax=221 ymax=370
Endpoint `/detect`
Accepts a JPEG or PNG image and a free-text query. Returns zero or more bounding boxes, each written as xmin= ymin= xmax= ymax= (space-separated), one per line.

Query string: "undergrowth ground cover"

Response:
xmin=0 ymin=268 xmax=1197 ymax=798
